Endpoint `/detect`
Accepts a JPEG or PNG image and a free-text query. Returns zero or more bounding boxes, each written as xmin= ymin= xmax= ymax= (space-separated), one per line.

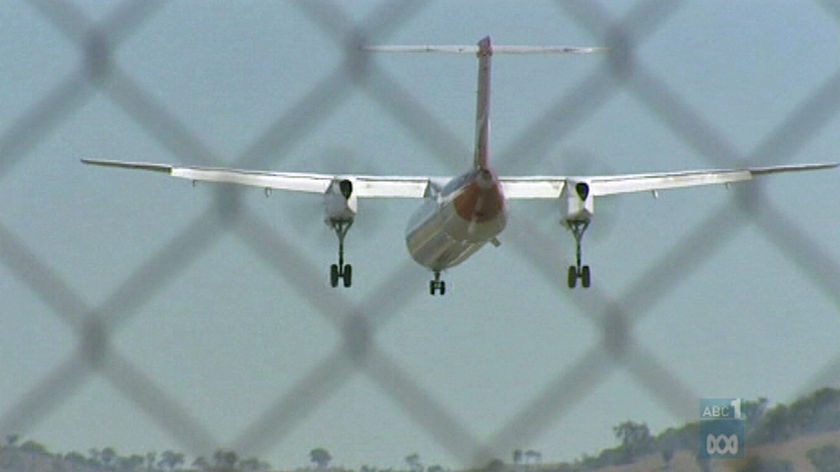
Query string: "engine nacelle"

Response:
xmin=324 ymin=178 xmax=357 ymax=223
xmin=564 ymin=180 xmax=594 ymax=223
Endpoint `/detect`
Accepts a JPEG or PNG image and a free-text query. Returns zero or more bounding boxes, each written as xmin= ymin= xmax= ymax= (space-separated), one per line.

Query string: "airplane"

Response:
xmin=83 ymin=36 xmax=837 ymax=295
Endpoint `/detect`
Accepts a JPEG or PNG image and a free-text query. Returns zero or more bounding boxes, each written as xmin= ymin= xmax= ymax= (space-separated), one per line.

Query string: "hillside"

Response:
xmin=3 ymin=387 xmax=840 ymax=472
xmin=578 ymin=431 xmax=840 ymax=472
xmin=555 ymin=387 xmax=840 ymax=471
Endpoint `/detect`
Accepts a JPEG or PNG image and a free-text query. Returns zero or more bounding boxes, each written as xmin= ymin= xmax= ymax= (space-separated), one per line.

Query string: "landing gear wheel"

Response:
xmin=566 ymin=265 xmax=592 ymax=289
xmin=343 ymin=264 xmax=352 ymax=287
xmin=429 ymin=270 xmax=446 ymax=296
xmin=428 ymin=281 xmax=446 ymax=296
xmin=581 ymin=265 xmax=591 ymax=288
xmin=330 ymin=264 xmax=339 ymax=288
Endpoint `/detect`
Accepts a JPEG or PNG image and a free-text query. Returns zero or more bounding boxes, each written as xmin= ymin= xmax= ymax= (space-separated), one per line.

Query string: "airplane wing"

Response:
xmin=500 ymin=162 xmax=837 ymax=199
xmin=499 ymin=177 xmax=566 ymax=198
xmin=84 ymin=159 xmax=836 ymax=199
xmin=589 ymin=163 xmax=837 ymax=196
xmin=81 ymin=159 xmax=432 ymax=198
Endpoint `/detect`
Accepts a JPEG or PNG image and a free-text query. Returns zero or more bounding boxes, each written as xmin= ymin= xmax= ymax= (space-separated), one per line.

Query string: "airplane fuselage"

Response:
xmin=405 ymin=168 xmax=506 ymax=271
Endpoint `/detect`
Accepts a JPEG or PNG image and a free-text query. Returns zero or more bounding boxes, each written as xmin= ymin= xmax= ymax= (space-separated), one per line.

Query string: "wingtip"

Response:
xmin=748 ymin=162 xmax=840 ymax=176
xmin=80 ymin=158 xmax=173 ymax=174
xmin=81 ymin=158 xmax=114 ymax=166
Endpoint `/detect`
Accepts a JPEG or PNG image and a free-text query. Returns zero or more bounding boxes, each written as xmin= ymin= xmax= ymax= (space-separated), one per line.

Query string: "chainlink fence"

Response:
xmin=1 ymin=1 xmax=839 ymax=471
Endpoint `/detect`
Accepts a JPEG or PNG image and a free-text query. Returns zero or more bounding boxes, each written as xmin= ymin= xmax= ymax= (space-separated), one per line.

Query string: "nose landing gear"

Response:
xmin=430 ymin=270 xmax=446 ymax=295
xmin=566 ymin=219 xmax=591 ymax=289
xmin=329 ymin=219 xmax=353 ymax=288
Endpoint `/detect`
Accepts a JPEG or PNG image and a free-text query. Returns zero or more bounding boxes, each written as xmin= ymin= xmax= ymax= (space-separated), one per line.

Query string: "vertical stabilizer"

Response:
xmin=474 ymin=36 xmax=492 ymax=170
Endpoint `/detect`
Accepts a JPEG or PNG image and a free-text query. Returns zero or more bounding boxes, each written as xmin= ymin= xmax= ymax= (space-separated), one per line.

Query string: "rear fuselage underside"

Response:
xmin=405 ymin=169 xmax=506 ymax=271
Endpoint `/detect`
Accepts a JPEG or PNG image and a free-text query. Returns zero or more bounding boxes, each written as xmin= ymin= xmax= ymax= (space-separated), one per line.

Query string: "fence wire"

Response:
xmin=1 ymin=0 xmax=839 ymax=470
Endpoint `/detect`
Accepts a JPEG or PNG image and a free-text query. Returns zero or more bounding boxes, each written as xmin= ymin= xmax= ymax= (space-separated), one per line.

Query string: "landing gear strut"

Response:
xmin=567 ymin=219 xmax=591 ymax=289
xmin=329 ymin=219 xmax=353 ymax=288
xmin=429 ymin=270 xmax=446 ymax=296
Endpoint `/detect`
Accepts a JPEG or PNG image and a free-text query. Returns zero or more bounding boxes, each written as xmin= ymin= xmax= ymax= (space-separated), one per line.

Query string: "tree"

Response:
xmin=613 ymin=420 xmax=652 ymax=462
xmin=5 ymin=435 xmax=18 ymax=447
xmin=405 ymin=453 xmax=423 ymax=472
xmin=193 ymin=456 xmax=210 ymax=471
xmin=122 ymin=455 xmax=147 ymax=472
xmin=309 ymin=448 xmax=332 ymax=469
xmin=64 ymin=451 xmax=88 ymax=466
xmin=512 ymin=450 xmax=522 ymax=465
xmin=19 ymin=440 xmax=47 ymax=455
xmin=213 ymin=449 xmax=238 ymax=471
xmin=101 ymin=447 xmax=117 ymax=468
xmin=158 ymin=450 xmax=185 ymax=471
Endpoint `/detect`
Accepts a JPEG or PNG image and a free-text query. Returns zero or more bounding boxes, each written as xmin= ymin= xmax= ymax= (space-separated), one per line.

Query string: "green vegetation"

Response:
xmin=0 ymin=444 xmax=271 ymax=472
xmin=4 ymin=387 xmax=840 ymax=472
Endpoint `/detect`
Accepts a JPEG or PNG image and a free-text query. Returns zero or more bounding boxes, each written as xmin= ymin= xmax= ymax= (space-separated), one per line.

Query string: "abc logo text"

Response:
xmin=706 ymin=433 xmax=739 ymax=455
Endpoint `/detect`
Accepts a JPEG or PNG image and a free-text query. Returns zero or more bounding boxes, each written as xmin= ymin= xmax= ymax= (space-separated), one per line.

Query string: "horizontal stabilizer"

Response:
xmin=363 ymin=45 xmax=607 ymax=55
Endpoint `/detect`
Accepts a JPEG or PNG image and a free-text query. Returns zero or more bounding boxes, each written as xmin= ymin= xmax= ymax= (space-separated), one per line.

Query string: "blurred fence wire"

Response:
xmin=1 ymin=0 xmax=839 ymax=470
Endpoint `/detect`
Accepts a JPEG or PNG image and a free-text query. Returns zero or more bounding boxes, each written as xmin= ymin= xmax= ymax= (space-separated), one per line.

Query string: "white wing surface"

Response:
xmin=499 ymin=177 xmax=566 ymax=198
xmin=84 ymin=159 xmax=836 ymax=200
xmin=589 ymin=163 xmax=837 ymax=196
xmin=81 ymin=159 xmax=431 ymax=198
xmin=500 ymin=163 xmax=837 ymax=199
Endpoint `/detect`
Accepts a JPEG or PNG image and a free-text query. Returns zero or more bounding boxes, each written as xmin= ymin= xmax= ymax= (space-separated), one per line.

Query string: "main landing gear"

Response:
xmin=567 ymin=219 xmax=591 ymax=289
xmin=329 ymin=219 xmax=352 ymax=288
xmin=430 ymin=270 xmax=446 ymax=296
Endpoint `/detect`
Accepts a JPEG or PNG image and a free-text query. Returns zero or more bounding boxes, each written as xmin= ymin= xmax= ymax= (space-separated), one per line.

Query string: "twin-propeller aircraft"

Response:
xmin=83 ymin=36 xmax=836 ymax=295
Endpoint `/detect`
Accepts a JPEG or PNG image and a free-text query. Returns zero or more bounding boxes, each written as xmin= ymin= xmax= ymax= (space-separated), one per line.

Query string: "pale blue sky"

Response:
xmin=1 ymin=0 xmax=839 ymax=469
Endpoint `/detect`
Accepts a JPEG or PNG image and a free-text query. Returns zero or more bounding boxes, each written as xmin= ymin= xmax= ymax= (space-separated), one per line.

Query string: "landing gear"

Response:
xmin=566 ymin=219 xmax=591 ymax=289
xmin=429 ymin=270 xmax=446 ymax=296
xmin=329 ymin=219 xmax=353 ymax=288
xmin=330 ymin=263 xmax=352 ymax=288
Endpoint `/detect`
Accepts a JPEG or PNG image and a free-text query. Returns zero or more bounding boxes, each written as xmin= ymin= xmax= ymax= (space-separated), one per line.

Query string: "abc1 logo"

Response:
xmin=700 ymin=419 xmax=745 ymax=458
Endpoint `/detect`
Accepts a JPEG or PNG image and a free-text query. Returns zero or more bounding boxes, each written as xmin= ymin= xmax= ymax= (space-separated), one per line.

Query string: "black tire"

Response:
xmin=439 ymin=281 xmax=446 ymax=296
xmin=567 ymin=266 xmax=577 ymax=289
xmin=581 ymin=265 xmax=591 ymax=288
xmin=429 ymin=281 xmax=436 ymax=296
xmin=330 ymin=264 xmax=339 ymax=287
xmin=343 ymin=264 xmax=352 ymax=287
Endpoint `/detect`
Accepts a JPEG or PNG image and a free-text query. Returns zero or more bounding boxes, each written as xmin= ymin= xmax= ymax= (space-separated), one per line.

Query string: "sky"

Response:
xmin=1 ymin=0 xmax=840 ymax=469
